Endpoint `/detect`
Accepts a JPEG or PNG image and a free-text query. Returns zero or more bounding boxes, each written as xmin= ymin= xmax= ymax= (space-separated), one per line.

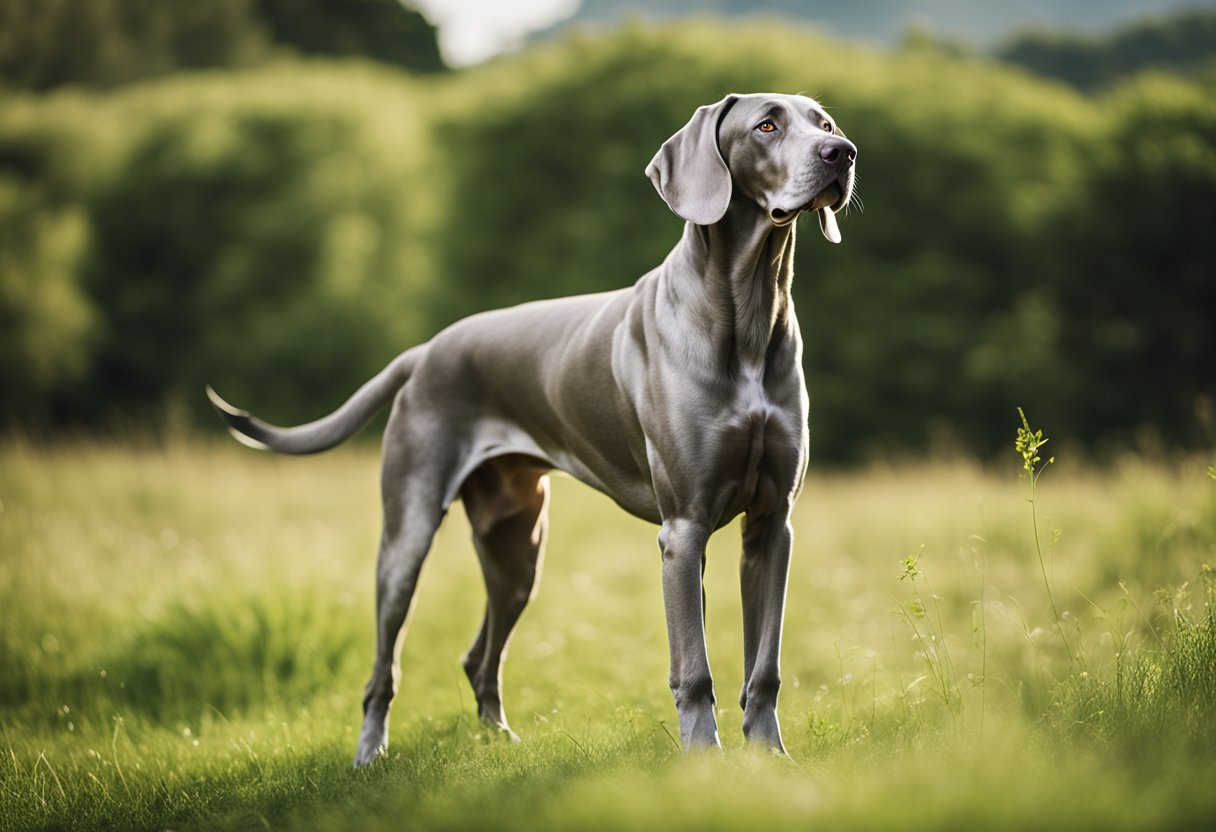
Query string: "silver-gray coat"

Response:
xmin=208 ymin=92 xmax=857 ymax=764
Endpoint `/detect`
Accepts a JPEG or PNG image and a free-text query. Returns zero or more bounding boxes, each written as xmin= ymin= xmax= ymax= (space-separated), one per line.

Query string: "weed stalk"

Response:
xmin=897 ymin=549 xmax=958 ymax=714
xmin=1015 ymin=407 xmax=1076 ymax=668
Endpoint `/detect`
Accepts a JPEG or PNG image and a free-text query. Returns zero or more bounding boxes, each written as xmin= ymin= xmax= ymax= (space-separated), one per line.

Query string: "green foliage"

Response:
xmin=0 ymin=20 xmax=1213 ymax=459
xmin=0 ymin=64 xmax=440 ymax=428
xmin=0 ymin=94 xmax=112 ymax=420
xmin=0 ymin=0 xmax=270 ymax=90
xmin=1045 ymin=73 xmax=1216 ymax=452
xmin=998 ymin=9 xmax=1216 ymax=91
xmin=254 ymin=0 xmax=444 ymax=73
xmin=0 ymin=0 xmax=443 ymax=92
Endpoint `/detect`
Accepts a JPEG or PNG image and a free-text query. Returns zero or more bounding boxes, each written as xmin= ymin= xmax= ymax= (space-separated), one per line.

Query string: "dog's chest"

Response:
xmin=705 ymin=365 xmax=801 ymax=521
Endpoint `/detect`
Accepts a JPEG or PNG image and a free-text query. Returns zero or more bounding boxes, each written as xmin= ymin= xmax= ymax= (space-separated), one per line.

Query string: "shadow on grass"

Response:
xmin=3 ymin=588 xmax=362 ymax=724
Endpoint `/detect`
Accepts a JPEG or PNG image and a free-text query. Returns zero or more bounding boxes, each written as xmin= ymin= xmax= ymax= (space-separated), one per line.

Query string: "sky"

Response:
xmin=411 ymin=0 xmax=580 ymax=67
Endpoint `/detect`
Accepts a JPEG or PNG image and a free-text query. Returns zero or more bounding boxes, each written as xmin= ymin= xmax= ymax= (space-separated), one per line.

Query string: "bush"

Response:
xmin=1 ymin=24 xmax=1213 ymax=461
xmin=66 ymin=63 xmax=438 ymax=427
xmin=0 ymin=94 xmax=108 ymax=422
xmin=1046 ymin=74 xmax=1216 ymax=452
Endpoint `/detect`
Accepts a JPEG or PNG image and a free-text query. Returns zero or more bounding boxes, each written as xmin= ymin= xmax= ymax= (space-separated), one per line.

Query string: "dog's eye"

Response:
xmin=822 ymin=119 xmax=833 ymax=132
xmin=756 ymin=120 xmax=777 ymax=133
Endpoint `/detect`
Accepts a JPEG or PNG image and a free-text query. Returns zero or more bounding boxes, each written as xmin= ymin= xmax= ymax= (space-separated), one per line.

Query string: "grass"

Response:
xmin=1 ymin=438 xmax=1214 ymax=830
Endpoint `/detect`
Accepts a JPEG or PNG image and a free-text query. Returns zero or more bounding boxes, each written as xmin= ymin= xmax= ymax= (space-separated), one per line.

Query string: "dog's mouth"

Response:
xmin=769 ymin=182 xmax=845 ymax=228
xmin=808 ymin=182 xmax=844 ymax=214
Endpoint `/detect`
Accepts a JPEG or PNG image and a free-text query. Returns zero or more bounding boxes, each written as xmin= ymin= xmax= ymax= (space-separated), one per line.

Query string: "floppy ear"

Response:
xmin=645 ymin=95 xmax=738 ymax=226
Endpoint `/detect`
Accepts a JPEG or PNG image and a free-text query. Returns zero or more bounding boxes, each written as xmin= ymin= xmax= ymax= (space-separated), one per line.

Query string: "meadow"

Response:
xmin=1 ymin=435 xmax=1214 ymax=831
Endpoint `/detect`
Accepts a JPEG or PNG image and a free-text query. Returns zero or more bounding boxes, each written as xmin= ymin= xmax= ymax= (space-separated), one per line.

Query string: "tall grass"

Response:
xmin=1 ymin=438 xmax=1214 ymax=830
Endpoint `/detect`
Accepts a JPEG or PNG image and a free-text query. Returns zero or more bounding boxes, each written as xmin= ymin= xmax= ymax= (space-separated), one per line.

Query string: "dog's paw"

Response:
xmin=479 ymin=715 xmax=521 ymax=743
xmin=353 ymin=729 xmax=388 ymax=768
xmin=352 ymin=743 xmax=386 ymax=768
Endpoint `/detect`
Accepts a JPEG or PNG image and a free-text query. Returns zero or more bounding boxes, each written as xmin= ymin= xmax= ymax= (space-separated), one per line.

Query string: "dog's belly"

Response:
xmin=448 ymin=409 xmax=796 ymax=531
xmin=443 ymin=415 xmax=663 ymax=523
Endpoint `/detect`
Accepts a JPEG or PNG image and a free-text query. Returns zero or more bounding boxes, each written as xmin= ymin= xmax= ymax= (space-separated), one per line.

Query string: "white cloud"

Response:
xmin=411 ymin=0 xmax=581 ymax=67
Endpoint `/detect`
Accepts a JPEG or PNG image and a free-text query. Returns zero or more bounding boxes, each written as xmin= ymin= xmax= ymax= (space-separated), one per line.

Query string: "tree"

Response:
xmin=997 ymin=10 xmax=1216 ymax=91
xmin=254 ymin=0 xmax=443 ymax=73
xmin=0 ymin=0 xmax=268 ymax=90
xmin=0 ymin=0 xmax=442 ymax=91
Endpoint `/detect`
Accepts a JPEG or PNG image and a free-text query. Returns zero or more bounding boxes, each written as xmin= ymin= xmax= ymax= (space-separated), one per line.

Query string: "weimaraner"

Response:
xmin=207 ymin=93 xmax=856 ymax=765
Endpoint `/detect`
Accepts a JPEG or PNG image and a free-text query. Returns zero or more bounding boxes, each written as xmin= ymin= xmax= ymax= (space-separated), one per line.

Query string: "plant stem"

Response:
xmin=1030 ymin=464 xmax=1075 ymax=666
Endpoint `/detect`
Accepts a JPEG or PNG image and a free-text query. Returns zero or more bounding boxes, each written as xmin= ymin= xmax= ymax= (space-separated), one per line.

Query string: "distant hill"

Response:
xmin=547 ymin=0 xmax=1214 ymax=45
xmin=996 ymin=8 xmax=1216 ymax=90
xmin=538 ymin=1 xmax=1216 ymax=90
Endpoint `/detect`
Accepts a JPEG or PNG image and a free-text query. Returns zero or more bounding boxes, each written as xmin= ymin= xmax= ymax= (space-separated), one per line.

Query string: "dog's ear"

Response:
xmin=646 ymin=95 xmax=738 ymax=226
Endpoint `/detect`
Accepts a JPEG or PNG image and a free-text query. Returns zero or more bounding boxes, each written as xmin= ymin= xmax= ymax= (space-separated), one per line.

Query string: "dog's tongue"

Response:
xmin=818 ymin=207 xmax=841 ymax=244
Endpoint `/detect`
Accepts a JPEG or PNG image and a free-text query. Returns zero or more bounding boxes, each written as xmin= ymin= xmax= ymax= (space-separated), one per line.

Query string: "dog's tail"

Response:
xmin=205 ymin=347 xmax=422 ymax=455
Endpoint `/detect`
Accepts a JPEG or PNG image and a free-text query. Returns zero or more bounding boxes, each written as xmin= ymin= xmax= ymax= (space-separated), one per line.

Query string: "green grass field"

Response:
xmin=2 ymin=439 xmax=1214 ymax=831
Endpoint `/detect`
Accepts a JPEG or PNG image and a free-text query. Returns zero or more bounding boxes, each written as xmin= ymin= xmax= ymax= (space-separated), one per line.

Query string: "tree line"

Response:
xmin=1 ymin=20 xmax=1212 ymax=462
xmin=0 ymin=0 xmax=443 ymax=91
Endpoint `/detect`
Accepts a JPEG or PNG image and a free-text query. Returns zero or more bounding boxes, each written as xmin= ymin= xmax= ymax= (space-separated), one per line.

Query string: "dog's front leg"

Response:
xmin=658 ymin=518 xmax=721 ymax=749
xmin=738 ymin=512 xmax=792 ymax=754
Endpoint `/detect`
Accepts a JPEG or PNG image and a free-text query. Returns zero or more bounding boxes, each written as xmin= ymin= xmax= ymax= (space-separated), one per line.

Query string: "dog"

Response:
xmin=207 ymin=93 xmax=856 ymax=764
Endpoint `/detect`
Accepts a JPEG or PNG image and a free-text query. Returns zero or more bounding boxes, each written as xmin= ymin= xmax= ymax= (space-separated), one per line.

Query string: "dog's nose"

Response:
xmin=818 ymin=137 xmax=857 ymax=169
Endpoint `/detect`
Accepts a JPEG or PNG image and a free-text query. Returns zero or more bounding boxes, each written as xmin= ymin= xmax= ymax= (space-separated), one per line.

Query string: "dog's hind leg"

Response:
xmin=353 ymin=422 xmax=452 ymax=767
xmin=459 ymin=455 xmax=550 ymax=740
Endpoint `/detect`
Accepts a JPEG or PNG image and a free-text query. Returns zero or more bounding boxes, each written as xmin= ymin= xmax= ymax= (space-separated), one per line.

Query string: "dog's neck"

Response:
xmin=665 ymin=197 xmax=797 ymax=371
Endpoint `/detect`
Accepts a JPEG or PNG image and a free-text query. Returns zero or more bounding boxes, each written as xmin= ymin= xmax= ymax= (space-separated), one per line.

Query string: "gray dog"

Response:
xmin=207 ymin=93 xmax=856 ymax=765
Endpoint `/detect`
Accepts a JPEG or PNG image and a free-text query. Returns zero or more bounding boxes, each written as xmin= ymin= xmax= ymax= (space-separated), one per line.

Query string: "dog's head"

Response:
xmin=646 ymin=93 xmax=856 ymax=243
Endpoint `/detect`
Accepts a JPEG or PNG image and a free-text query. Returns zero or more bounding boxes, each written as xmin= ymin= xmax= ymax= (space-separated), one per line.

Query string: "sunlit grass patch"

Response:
xmin=1054 ymin=567 xmax=1216 ymax=759
xmin=1 ymin=439 xmax=1214 ymax=830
